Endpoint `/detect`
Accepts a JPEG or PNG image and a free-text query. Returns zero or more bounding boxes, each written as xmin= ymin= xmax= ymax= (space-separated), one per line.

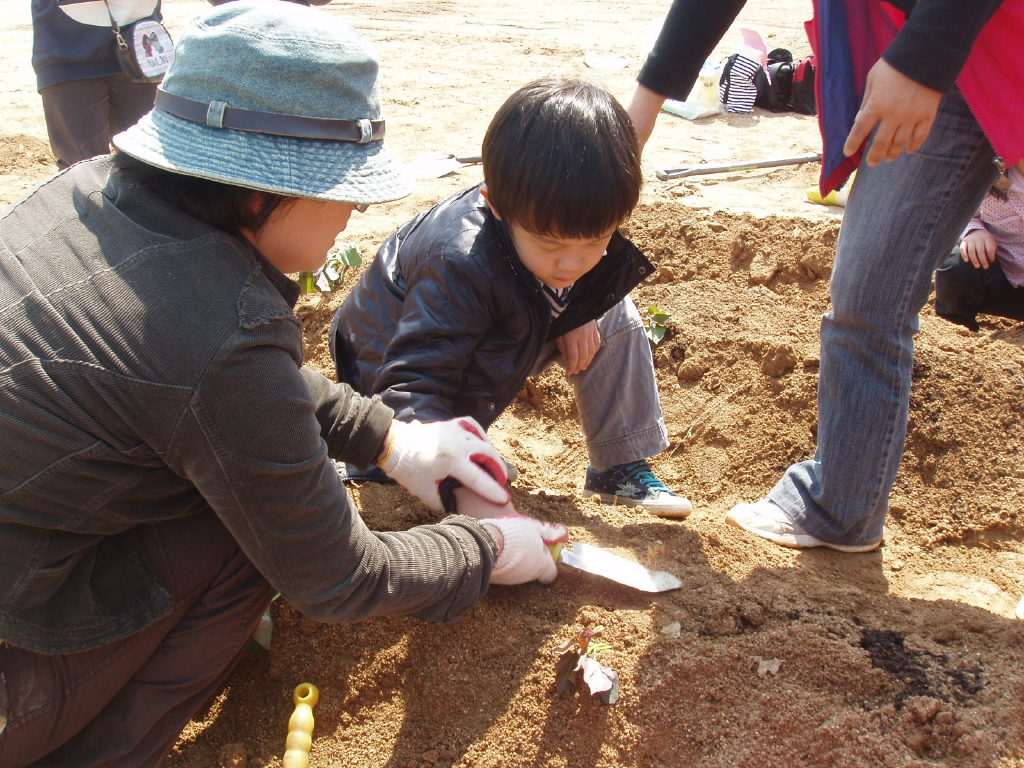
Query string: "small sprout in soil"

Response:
xmin=551 ymin=625 xmax=619 ymax=705
xmin=644 ymin=305 xmax=671 ymax=345
xmin=298 ymin=243 xmax=363 ymax=294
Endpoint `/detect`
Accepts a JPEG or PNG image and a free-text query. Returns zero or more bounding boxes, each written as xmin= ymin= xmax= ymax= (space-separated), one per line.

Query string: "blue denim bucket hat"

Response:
xmin=114 ymin=0 xmax=412 ymax=204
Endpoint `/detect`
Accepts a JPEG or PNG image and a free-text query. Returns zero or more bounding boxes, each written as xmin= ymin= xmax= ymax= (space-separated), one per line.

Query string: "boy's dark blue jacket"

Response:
xmin=332 ymin=183 xmax=654 ymax=429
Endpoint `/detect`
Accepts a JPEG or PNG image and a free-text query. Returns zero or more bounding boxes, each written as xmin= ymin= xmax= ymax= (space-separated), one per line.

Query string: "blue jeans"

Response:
xmin=534 ymin=295 xmax=670 ymax=468
xmin=768 ymin=88 xmax=999 ymax=546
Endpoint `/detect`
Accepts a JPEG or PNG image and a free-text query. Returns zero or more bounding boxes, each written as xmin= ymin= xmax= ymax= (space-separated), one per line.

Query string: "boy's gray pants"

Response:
xmin=535 ymin=295 xmax=669 ymax=468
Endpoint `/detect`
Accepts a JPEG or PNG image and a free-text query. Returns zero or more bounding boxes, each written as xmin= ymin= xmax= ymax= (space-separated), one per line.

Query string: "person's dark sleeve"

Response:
xmin=165 ymin=318 xmax=496 ymax=625
xmin=882 ymin=0 xmax=1003 ymax=93
xmin=637 ymin=0 xmax=748 ymax=101
xmin=300 ymin=366 xmax=392 ymax=468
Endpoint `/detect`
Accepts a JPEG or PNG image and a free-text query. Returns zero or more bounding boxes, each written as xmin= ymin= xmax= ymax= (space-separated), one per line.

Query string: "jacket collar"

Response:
xmin=247 ymin=245 xmax=301 ymax=308
xmin=105 ymin=157 xmax=301 ymax=309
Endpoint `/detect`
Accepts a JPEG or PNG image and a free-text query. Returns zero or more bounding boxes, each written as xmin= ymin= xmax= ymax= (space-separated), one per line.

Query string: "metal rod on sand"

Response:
xmin=656 ymin=152 xmax=822 ymax=181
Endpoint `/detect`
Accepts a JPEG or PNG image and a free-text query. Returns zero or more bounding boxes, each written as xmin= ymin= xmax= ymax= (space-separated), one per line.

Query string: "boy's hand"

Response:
xmin=378 ymin=417 xmax=510 ymax=511
xmin=556 ymin=320 xmax=601 ymax=375
xmin=960 ymin=229 xmax=998 ymax=269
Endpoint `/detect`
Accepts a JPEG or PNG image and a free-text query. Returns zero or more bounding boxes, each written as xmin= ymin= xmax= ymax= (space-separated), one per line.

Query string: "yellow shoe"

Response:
xmin=807 ymin=187 xmax=841 ymax=205
xmin=807 ymin=171 xmax=855 ymax=207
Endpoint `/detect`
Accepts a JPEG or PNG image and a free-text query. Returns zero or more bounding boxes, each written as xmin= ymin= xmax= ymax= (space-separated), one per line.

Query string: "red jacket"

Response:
xmin=958 ymin=0 xmax=1024 ymax=165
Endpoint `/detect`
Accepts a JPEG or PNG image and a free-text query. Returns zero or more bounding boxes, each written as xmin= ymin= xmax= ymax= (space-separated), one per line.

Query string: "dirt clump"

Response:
xmin=0 ymin=133 xmax=54 ymax=206
xmin=159 ymin=201 xmax=1024 ymax=768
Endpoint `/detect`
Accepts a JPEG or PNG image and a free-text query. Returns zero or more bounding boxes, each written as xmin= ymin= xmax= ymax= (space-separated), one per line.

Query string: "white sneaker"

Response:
xmin=1016 ymin=597 xmax=1024 ymax=621
xmin=725 ymin=499 xmax=882 ymax=553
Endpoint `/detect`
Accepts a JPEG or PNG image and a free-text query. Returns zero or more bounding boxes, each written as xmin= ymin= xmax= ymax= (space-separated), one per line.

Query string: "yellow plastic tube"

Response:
xmin=283 ymin=683 xmax=319 ymax=768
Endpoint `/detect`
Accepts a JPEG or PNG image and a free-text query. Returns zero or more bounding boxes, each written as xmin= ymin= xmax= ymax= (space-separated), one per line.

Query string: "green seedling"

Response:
xmin=298 ymin=244 xmax=363 ymax=294
xmin=297 ymin=271 xmax=318 ymax=294
xmin=644 ymin=304 xmax=671 ymax=345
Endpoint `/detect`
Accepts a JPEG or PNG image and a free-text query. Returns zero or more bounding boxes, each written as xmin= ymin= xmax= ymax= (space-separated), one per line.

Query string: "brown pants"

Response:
xmin=39 ymin=73 xmax=157 ymax=169
xmin=0 ymin=512 xmax=274 ymax=768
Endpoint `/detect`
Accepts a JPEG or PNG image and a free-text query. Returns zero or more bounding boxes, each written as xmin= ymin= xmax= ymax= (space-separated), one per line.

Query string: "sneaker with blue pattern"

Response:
xmin=582 ymin=460 xmax=693 ymax=518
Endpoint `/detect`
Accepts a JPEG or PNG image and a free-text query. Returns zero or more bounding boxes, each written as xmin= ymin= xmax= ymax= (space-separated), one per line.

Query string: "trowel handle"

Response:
xmin=548 ymin=542 xmax=565 ymax=563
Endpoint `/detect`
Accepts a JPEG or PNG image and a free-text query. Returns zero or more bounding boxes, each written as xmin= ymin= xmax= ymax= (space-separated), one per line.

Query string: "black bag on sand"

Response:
xmin=790 ymin=55 xmax=817 ymax=115
xmin=754 ymin=48 xmax=817 ymax=115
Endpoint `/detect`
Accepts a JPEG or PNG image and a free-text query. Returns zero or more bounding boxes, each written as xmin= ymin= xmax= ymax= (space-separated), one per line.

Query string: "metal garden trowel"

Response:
xmin=436 ymin=476 xmax=682 ymax=593
xmin=550 ymin=542 xmax=682 ymax=592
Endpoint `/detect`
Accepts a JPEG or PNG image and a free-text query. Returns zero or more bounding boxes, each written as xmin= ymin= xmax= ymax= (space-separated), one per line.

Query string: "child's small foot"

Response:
xmin=582 ymin=461 xmax=693 ymax=518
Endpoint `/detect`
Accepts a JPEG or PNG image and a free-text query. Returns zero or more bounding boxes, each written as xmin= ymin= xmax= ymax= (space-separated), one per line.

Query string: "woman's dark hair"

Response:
xmin=481 ymin=78 xmax=641 ymax=239
xmin=112 ymin=151 xmax=294 ymax=240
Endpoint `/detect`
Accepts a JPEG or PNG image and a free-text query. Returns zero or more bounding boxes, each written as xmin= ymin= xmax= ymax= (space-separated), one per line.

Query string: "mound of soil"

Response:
xmin=164 ymin=202 xmax=1024 ymax=768
xmin=0 ymin=133 xmax=54 ymax=206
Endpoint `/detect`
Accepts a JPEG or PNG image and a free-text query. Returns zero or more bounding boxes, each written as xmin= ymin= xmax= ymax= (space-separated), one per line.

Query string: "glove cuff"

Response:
xmin=482 ymin=517 xmax=530 ymax=581
xmin=378 ymin=420 xmax=410 ymax=475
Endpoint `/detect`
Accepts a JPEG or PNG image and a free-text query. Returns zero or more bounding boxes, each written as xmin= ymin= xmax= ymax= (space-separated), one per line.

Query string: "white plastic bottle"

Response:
xmin=696 ymin=60 xmax=722 ymax=109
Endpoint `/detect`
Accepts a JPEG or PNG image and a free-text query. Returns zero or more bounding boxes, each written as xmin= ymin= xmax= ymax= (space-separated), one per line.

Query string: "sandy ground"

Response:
xmin=2 ymin=0 xmax=1023 ymax=766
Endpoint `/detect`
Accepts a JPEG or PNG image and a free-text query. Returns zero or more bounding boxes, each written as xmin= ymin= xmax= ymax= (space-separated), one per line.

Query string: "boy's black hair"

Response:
xmin=482 ymin=78 xmax=641 ymax=240
xmin=112 ymin=151 xmax=294 ymax=241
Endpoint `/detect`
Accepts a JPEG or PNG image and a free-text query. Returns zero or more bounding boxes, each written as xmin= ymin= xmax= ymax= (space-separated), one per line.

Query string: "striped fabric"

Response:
xmin=719 ymin=54 xmax=760 ymax=113
xmin=538 ymin=279 xmax=576 ymax=318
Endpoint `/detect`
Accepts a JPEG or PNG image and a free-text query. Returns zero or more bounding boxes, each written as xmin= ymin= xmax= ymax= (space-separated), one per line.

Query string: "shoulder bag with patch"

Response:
xmin=57 ymin=0 xmax=174 ymax=83
xmin=102 ymin=0 xmax=174 ymax=83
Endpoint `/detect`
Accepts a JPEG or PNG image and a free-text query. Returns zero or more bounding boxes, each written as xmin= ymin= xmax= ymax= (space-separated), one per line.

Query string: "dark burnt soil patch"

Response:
xmin=859 ymin=628 xmax=984 ymax=709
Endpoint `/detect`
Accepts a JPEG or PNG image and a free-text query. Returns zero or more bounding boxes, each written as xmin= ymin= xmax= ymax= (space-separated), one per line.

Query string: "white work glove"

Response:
xmin=481 ymin=514 xmax=568 ymax=586
xmin=378 ymin=417 xmax=510 ymax=512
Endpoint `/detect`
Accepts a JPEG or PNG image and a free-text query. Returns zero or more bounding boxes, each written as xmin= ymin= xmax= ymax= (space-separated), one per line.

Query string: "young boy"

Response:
xmin=331 ymin=78 xmax=691 ymax=518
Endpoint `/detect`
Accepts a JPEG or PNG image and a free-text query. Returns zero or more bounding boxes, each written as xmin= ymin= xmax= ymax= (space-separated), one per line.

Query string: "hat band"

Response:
xmin=154 ymin=89 xmax=385 ymax=143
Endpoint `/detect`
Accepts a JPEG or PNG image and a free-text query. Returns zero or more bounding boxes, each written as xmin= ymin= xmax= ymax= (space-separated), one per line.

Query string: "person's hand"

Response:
xmin=378 ymin=417 xmax=510 ymax=511
xmin=480 ymin=514 xmax=568 ymax=585
xmin=556 ymin=320 xmax=601 ymax=375
xmin=626 ymin=84 xmax=667 ymax=152
xmin=960 ymin=229 xmax=998 ymax=269
xmin=843 ymin=58 xmax=942 ymax=167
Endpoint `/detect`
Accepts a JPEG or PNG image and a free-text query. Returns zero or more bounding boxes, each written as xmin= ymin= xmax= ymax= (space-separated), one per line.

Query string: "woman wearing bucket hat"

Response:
xmin=0 ymin=2 xmax=565 ymax=765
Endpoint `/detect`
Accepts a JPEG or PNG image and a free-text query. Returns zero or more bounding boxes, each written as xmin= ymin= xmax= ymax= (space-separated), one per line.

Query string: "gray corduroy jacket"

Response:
xmin=0 ymin=157 xmax=496 ymax=655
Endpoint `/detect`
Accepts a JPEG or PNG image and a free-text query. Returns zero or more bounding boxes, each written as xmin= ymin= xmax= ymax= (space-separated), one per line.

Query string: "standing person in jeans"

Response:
xmin=0 ymin=4 xmax=566 ymax=766
xmin=625 ymin=0 xmax=1022 ymax=551
xmin=31 ymin=0 xmax=163 ymax=168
